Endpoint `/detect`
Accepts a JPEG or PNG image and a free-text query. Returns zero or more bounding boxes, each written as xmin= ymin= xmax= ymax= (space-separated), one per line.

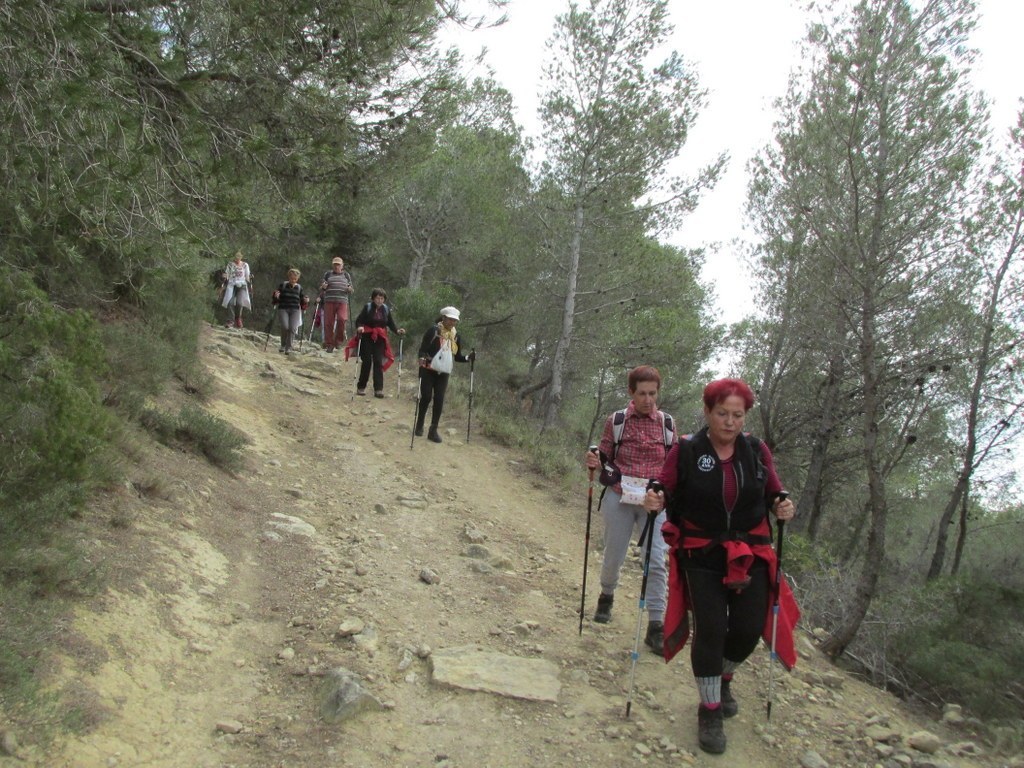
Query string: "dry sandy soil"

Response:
xmin=2 ymin=324 xmax=1018 ymax=768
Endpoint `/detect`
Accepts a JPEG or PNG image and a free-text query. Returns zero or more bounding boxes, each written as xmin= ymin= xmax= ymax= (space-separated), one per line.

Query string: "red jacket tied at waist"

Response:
xmin=661 ymin=517 xmax=800 ymax=669
xmin=344 ymin=327 xmax=396 ymax=371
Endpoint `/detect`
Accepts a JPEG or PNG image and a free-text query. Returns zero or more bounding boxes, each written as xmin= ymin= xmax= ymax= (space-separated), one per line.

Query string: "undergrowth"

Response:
xmin=140 ymin=403 xmax=249 ymax=471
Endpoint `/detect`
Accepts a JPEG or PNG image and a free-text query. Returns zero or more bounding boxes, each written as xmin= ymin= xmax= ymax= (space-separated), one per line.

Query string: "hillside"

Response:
xmin=1 ymin=324 xmax=1018 ymax=768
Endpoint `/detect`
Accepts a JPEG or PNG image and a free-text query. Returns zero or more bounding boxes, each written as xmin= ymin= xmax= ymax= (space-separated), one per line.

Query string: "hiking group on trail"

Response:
xmin=216 ymin=256 xmax=476 ymax=446
xmin=587 ymin=370 xmax=799 ymax=755
xmin=214 ymin=256 xmax=800 ymax=754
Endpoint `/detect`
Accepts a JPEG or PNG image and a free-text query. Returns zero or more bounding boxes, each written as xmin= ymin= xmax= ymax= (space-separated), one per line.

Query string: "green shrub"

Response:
xmin=140 ymin=404 xmax=249 ymax=471
xmin=0 ymin=267 xmax=115 ymax=538
xmin=888 ymin=576 xmax=1024 ymax=722
xmin=176 ymin=404 xmax=249 ymax=469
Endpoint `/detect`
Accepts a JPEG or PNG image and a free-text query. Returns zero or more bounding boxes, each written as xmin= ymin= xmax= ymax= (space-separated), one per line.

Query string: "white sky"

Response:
xmin=445 ymin=0 xmax=1024 ymax=324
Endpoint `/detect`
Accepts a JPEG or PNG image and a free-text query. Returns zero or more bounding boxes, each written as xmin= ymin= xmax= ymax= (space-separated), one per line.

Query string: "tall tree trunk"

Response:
xmin=588 ymin=366 xmax=609 ymax=447
xmin=927 ymin=227 xmax=1018 ymax=578
xmin=756 ymin=238 xmax=802 ymax=448
xmin=542 ymin=202 xmax=585 ymax=429
xmin=823 ymin=309 xmax=887 ymax=658
xmin=823 ymin=98 xmax=891 ymax=656
xmin=798 ymin=351 xmax=844 ymax=540
xmin=951 ymin=484 xmax=969 ymax=575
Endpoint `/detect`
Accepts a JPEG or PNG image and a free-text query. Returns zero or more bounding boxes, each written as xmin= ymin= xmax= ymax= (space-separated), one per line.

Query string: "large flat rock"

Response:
xmin=429 ymin=645 xmax=561 ymax=703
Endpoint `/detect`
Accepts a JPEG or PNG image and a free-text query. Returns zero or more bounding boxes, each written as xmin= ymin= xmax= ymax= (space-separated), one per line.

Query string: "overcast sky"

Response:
xmin=444 ymin=0 xmax=1024 ymax=324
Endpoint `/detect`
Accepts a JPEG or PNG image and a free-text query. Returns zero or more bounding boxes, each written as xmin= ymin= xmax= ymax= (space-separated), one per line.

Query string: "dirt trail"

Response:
xmin=4 ymin=325 xmax=1010 ymax=768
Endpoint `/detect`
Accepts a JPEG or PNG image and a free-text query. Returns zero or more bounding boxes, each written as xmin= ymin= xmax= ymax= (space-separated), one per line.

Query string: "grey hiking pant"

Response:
xmin=278 ymin=308 xmax=302 ymax=350
xmin=599 ymin=490 xmax=667 ymax=623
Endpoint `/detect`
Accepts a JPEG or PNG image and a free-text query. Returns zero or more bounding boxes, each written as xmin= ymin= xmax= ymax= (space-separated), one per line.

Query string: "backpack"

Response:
xmin=598 ymin=408 xmax=675 ymax=488
xmin=609 ymin=408 xmax=675 ymax=461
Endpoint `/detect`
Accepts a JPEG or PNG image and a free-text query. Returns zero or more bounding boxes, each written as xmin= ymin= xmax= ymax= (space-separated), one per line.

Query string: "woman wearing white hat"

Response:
xmin=415 ymin=306 xmax=475 ymax=443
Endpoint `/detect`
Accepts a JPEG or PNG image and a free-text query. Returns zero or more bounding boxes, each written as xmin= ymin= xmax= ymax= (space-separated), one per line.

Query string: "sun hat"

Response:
xmin=331 ymin=257 xmax=343 ymax=265
xmin=439 ymin=306 xmax=461 ymax=321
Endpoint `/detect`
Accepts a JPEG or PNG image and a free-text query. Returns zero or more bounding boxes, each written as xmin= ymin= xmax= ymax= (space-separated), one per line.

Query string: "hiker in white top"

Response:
xmin=221 ymin=251 xmax=252 ymax=328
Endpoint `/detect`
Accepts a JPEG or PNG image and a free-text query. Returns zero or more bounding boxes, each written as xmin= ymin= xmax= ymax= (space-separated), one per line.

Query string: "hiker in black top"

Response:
xmin=271 ymin=268 xmax=308 ymax=355
xmin=644 ymin=377 xmax=796 ymax=756
xmin=415 ymin=306 xmax=474 ymax=443
xmin=351 ymin=288 xmax=404 ymax=397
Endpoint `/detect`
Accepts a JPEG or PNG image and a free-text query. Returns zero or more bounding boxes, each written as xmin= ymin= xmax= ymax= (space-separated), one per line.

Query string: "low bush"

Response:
xmin=140 ymin=404 xmax=249 ymax=472
xmin=0 ymin=267 xmax=115 ymax=538
xmin=888 ymin=576 xmax=1024 ymax=723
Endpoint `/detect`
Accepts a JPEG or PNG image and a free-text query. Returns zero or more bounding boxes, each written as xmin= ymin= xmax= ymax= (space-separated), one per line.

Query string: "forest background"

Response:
xmin=1 ymin=0 xmax=1022 ymax=748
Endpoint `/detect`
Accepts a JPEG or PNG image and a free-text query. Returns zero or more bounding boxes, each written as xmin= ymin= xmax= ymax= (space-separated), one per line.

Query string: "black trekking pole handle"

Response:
xmin=772 ymin=491 xmax=789 ymax=568
xmin=636 ymin=480 xmax=664 ymax=549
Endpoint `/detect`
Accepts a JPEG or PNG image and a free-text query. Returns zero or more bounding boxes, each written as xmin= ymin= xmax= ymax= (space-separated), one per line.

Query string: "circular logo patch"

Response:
xmin=697 ymin=454 xmax=716 ymax=472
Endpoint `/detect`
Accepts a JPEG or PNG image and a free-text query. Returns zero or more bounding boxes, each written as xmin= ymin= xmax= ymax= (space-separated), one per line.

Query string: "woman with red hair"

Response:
xmin=645 ymin=378 xmax=798 ymax=755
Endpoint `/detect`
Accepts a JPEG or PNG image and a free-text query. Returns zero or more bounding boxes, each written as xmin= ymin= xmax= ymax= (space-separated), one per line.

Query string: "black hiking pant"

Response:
xmin=416 ymin=369 xmax=449 ymax=430
xmin=682 ymin=553 xmax=769 ymax=677
xmin=357 ymin=335 xmax=387 ymax=393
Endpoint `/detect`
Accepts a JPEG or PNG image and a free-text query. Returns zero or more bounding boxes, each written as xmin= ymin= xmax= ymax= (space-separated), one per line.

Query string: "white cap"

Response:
xmin=439 ymin=306 xmax=461 ymax=321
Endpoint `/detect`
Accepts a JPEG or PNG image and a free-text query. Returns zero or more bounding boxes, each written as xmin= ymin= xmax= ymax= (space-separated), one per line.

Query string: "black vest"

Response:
xmin=667 ymin=428 xmax=767 ymax=535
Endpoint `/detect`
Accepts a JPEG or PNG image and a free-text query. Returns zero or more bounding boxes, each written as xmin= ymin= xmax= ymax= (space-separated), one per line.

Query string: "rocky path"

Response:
xmin=4 ymin=325 xmax=1012 ymax=768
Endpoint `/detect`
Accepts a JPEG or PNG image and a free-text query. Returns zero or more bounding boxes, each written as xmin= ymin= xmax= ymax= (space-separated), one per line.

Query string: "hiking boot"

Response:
xmin=374 ymin=391 xmax=384 ymax=399
xmin=356 ymin=389 xmax=366 ymax=396
xmin=235 ymin=317 xmax=243 ymax=328
xmin=415 ymin=426 xmax=424 ymax=437
xmin=721 ymin=678 xmax=738 ymax=718
xmin=697 ymin=705 xmax=726 ymax=754
xmin=644 ymin=621 xmax=664 ymax=655
xmin=593 ymin=593 xmax=613 ymax=623
xmin=427 ymin=427 xmax=442 ymax=443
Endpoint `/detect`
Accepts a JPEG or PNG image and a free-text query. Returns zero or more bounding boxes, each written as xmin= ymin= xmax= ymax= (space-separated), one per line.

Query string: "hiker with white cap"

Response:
xmin=415 ymin=306 xmax=475 ymax=443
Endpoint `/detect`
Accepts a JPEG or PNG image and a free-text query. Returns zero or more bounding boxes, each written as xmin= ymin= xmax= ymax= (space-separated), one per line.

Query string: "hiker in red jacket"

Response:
xmin=644 ymin=377 xmax=798 ymax=755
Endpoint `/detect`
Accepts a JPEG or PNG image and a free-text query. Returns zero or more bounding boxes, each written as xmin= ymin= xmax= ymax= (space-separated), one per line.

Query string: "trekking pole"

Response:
xmin=579 ymin=446 xmax=598 ymax=635
xmin=766 ymin=491 xmax=790 ymax=726
xmin=298 ymin=306 xmax=308 ymax=353
xmin=410 ymin=383 xmax=420 ymax=450
xmin=262 ymin=306 xmax=276 ymax=352
xmin=466 ymin=348 xmax=476 ymax=443
xmin=625 ymin=480 xmax=662 ymax=718
xmin=395 ymin=337 xmax=404 ymax=397
xmin=307 ymin=296 xmax=322 ymax=345
xmin=350 ymin=336 xmax=362 ymax=401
